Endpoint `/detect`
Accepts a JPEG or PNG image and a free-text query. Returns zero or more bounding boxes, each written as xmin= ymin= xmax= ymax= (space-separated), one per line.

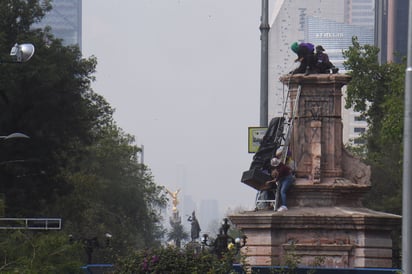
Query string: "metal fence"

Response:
xmin=0 ymin=218 xmax=61 ymax=230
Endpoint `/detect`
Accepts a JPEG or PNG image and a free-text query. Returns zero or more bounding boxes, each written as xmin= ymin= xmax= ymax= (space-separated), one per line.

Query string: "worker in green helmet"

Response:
xmin=290 ymin=41 xmax=316 ymax=75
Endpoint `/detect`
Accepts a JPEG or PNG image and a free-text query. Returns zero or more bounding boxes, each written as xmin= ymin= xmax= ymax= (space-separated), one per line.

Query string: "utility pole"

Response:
xmin=402 ymin=1 xmax=412 ymax=272
xmin=259 ymin=0 xmax=269 ymax=127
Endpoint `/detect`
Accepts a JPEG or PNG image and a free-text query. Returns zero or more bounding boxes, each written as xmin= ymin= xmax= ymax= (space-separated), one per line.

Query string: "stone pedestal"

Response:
xmin=230 ymin=207 xmax=399 ymax=267
xmin=230 ymin=74 xmax=401 ymax=268
xmin=288 ymin=74 xmax=348 ymax=180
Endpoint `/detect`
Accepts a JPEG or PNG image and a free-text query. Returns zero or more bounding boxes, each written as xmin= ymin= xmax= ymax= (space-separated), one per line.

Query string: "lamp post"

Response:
xmin=69 ymin=233 xmax=113 ymax=264
xmin=0 ymin=132 xmax=30 ymax=217
xmin=201 ymin=218 xmax=247 ymax=258
xmin=260 ymin=0 xmax=270 ymax=127
xmin=3 ymin=43 xmax=35 ymax=63
xmin=0 ymin=132 xmax=30 ymax=164
xmin=0 ymin=43 xmax=35 ymax=64
xmin=0 ymin=132 xmax=30 ymax=140
xmin=402 ymin=0 xmax=412 ymax=272
xmin=0 ymin=42 xmax=34 ymax=144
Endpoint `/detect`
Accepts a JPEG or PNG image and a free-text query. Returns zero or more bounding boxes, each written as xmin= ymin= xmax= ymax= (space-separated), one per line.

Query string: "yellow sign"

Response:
xmin=248 ymin=127 xmax=267 ymax=153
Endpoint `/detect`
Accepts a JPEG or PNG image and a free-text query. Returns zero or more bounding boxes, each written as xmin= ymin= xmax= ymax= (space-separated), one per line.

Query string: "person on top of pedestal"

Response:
xmin=265 ymin=157 xmax=294 ymax=212
xmin=314 ymin=45 xmax=339 ymax=74
xmin=290 ymin=41 xmax=317 ymax=75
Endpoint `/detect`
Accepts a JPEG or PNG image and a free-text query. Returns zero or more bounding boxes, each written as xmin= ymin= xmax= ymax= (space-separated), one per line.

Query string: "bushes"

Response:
xmin=115 ymin=245 xmax=243 ymax=274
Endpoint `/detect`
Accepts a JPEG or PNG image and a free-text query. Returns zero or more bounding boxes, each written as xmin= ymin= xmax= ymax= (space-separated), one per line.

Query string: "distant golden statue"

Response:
xmin=166 ymin=188 xmax=180 ymax=212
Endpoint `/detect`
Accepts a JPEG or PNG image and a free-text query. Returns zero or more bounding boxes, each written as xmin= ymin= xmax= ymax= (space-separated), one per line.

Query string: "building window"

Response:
xmin=354 ymin=127 xmax=366 ymax=133
xmin=354 ymin=138 xmax=366 ymax=145
xmin=354 ymin=116 xmax=366 ymax=121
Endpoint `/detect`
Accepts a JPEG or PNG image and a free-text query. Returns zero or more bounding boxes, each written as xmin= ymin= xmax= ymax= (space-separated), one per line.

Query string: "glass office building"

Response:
xmin=305 ymin=16 xmax=374 ymax=71
xmin=34 ymin=0 xmax=82 ymax=49
xmin=375 ymin=0 xmax=409 ymax=63
xmin=267 ymin=0 xmax=374 ymax=144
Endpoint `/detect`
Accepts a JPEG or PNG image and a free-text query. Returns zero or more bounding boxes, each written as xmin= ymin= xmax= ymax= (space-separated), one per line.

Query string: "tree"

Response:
xmin=0 ymin=230 xmax=83 ymax=273
xmin=0 ymin=0 xmax=167 ymax=268
xmin=57 ymin=125 xmax=167 ymax=256
xmin=343 ymin=36 xmax=405 ymax=214
xmin=167 ymin=218 xmax=189 ymax=248
xmin=0 ymin=0 xmax=101 ymax=216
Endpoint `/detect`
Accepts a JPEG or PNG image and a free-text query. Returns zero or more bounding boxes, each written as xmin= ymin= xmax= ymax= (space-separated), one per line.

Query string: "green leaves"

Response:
xmin=115 ymin=246 xmax=239 ymax=274
xmin=167 ymin=218 xmax=189 ymax=248
xmin=0 ymin=0 xmax=167 ymax=269
xmin=0 ymin=231 xmax=83 ymax=273
xmin=343 ymin=37 xmax=381 ymax=113
xmin=343 ymin=36 xmax=406 ymax=146
xmin=343 ymin=36 xmax=405 ymax=215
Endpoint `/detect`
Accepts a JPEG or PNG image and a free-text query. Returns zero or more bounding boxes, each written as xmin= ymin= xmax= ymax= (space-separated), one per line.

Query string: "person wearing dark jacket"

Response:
xmin=266 ymin=157 xmax=294 ymax=212
xmin=291 ymin=42 xmax=316 ymax=75
xmin=315 ymin=45 xmax=338 ymax=74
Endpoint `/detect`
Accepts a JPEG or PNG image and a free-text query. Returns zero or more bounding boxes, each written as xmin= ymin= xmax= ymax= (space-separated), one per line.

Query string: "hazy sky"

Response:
xmin=82 ymin=0 xmax=264 ymax=216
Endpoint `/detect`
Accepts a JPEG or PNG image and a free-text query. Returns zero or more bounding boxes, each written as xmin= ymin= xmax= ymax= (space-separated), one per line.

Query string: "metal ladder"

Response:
xmin=255 ymin=84 xmax=302 ymax=211
xmin=278 ymin=84 xmax=302 ymax=163
xmin=274 ymin=84 xmax=302 ymax=211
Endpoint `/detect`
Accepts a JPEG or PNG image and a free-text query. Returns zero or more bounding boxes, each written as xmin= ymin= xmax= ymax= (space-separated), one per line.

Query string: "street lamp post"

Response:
xmin=402 ymin=0 xmax=412 ymax=272
xmin=0 ymin=132 xmax=30 ymax=140
xmin=69 ymin=233 xmax=113 ymax=264
xmin=10 ymin=43 xmax=35 ymax=63
xmin=1 ymin=43 xmax=35 ymax=64
xmin=260 ymin=0 xmax=270 ymax=127
xmin=201 ymin=218 xmax=247 ymax=258
xmin=0 ymin=132 xmax=30 ymax=215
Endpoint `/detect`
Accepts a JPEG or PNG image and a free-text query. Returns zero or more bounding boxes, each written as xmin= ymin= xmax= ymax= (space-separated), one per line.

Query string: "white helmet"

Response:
xmin=271 ymin=157 xmax=281 ymax=167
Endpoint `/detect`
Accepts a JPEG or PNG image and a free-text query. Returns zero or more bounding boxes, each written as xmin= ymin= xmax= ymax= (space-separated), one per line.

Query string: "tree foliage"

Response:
xmin=115 ymin=245 xmax=240 ymax=274
xmin=0 ymin=0 xmax=167 ymax=270
xmin=343 ymin=36 xmax=405 ymax=214
xmin=0 ymin=231 xmax=83 ymax=273
xmin=167 ymin=218 xmax=189 ymax=248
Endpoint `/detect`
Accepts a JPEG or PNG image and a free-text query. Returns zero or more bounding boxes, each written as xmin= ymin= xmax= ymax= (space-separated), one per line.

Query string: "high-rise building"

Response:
xmin=267 ymin=0 xmax=374 ymax=144
xmin=345 ymin=0 xmax=375 ymax=26
xmin=199 ymin=199 xmax=220 ymax=232
xmin=268 ymin=0 xmax=345 ymax=118
xmin=375 ymin=0 xmax=409 ymax=63
xmin=305 ymin=16 xmax=374 ymax=70
xmin=34 ymin=0 xmax=82 ymax=49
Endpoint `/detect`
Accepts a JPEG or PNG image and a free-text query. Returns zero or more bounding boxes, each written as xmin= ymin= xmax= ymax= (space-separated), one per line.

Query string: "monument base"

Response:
xmin=287 ymin=177 xmax=370 ymax=208
xmin=229 ymin=206 xmax=400 ymax=268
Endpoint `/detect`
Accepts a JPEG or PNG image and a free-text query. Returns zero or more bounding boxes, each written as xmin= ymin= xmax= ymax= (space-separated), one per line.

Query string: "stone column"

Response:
xmin=286 ymin=74 xmax=347 ymax=181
